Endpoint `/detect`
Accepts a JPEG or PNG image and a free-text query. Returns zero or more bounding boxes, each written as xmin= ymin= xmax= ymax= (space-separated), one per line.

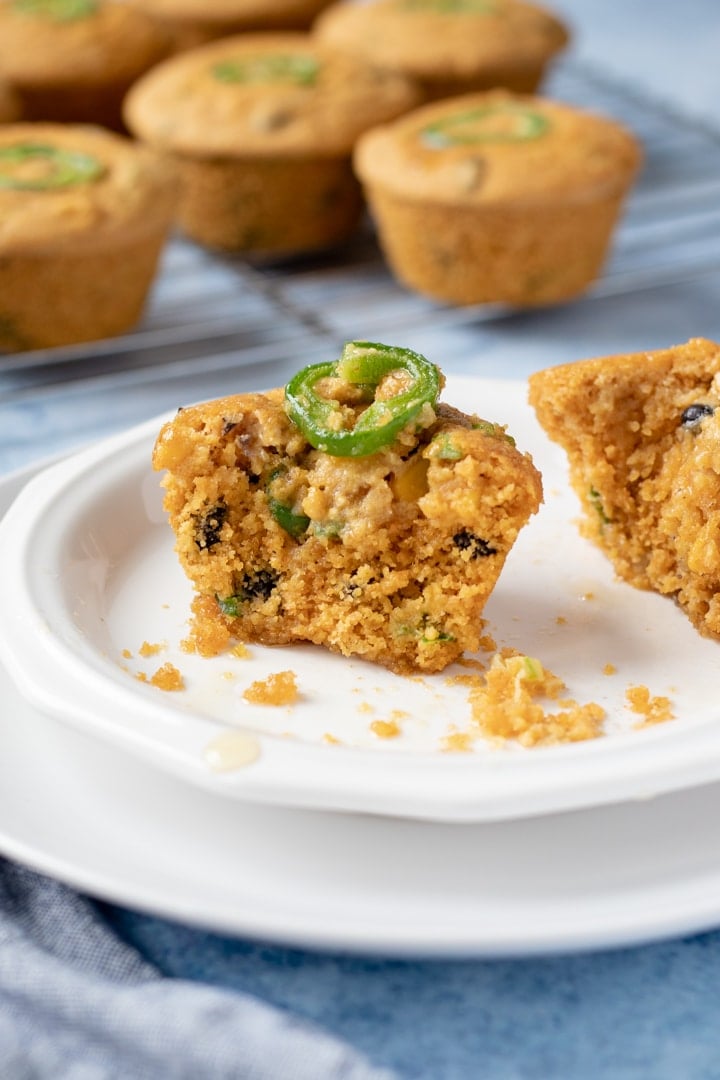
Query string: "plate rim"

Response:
xmin=3 ymin=376 xmax=720 ymax=824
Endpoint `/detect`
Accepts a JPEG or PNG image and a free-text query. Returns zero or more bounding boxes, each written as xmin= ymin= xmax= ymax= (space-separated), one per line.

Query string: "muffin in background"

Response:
xmin=314 ymin=0 xmax=569 ymax=102
xmin=354 ymin=91 xmax=642 ymax=308
xmin=0 ymin=0 xmax=172 ymax=132
xmin=0 ymin=123 xmax=177 ymax=352
xmin=0 ymin=79 xmax=21 ymax=123
xmin=124 ymin=33 xmax=422 ymax=258
xmin=126 ymin=0 xmax=337 ymax=52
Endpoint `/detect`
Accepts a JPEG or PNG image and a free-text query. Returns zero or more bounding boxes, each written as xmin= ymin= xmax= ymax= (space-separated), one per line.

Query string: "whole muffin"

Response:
xmin=126 ymin=0 xmax=337 ymax=52
xmin=0 ymin=0 xmax=171 ymax=131
xmin=0 ymin=123 xmax=177 ymax=352
xmin=314 ymin=0 xmax=569 ymax=101
xmin=354 ymin=91 xmax=642 ymax=307
xmin=124 ymin=33 xmax=422 ymax=257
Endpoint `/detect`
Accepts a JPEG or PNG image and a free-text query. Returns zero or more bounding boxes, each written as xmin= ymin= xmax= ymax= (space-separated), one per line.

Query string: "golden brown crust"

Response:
xmin=0 ymin=0 xmax=170 ymax=85
xmin=124 ymin=33 xmax=423 ymax=158
xmin=354 ymin=91 xmax=641 ymax=207
xmin=314 ymin=0 xmax=569 ymax=97
xmin=127 ymin=0 xmax=335 ymax=43
xmin=0 ymin=123 xmax=177 ymax=350
xmin=0 ymin=123 xmax=178 ymax=255
xmin=153 ymin=377 xmax=542 ymax=674
xmin=528 ymin=337 xmax=720 ymax=640
xmin=353 ymin=91 xmax=641 ymax=305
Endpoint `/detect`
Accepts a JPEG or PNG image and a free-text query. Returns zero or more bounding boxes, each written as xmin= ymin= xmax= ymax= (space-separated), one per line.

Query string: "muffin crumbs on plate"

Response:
xmin=242 ymin=670 xmax=299 ymax=706
xmin=626 ymin=685 xmax=675 ymax=727
xmin=464 ymin=652 xmax=606 ymax=747
xmin=370 ymin=718 xmax=402 ymax=739
xmin=140 ymin=661 xmax=185 ymax=691
xmin=139 ymin=640 xmax=164 ymax=657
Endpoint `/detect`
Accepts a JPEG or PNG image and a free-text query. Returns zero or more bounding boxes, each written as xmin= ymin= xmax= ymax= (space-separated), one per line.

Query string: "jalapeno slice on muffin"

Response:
xmin=421 ymin=102 xmax=549 ymax=148
xmin=284 ymin=340 xmax=441 ymax=457
xmin=11 ymin=0 xmax=98 ymax=22
xmin=0 ymin=141 xmax=105 ymax=189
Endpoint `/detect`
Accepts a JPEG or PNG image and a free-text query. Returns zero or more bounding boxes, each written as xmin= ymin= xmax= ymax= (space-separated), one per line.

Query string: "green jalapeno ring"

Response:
xmin=12 ymin=0 xmax=97 ymax=21
xmin=0 ymin=143 xmax=105 ymax=190
xmin=212 ymin=54 xmax=320 ymax=86
xmin=403 ymin=0 xmax=495 ymax=11
xmin=285 ymin=341 xmax=441 ymax=458
xmin=421 ymin=104 xmax=550 ymax=149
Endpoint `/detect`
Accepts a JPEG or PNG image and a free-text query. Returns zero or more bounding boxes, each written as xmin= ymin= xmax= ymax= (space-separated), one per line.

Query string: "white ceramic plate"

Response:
xmin=5 ymin=455 xmax=720 ymax=957
xmin=2 ymin=376 xmax=720 ymax=824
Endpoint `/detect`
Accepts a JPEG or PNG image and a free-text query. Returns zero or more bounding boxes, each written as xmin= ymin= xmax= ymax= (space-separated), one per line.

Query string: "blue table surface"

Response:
xmin=3 ymin=3 xmax=720 ymax=1077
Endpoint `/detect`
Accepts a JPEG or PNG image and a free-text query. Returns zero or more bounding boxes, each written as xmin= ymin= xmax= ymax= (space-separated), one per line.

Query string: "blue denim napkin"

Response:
xmin=0 ymin=859 xmax=392 ymax=1080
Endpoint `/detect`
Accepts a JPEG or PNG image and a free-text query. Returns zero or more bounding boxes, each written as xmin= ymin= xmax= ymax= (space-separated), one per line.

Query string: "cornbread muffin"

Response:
xmin=153 ymin=341 xmax=542 ymax=673
xmin=314 ymin=0 xmax=569 ymax=101
xmin=354 ymin=91 xmax=642 ymax=306
xmin=0 ymin=123 xmax=177 ymax=351
xmin=127 ymin=0 xmax=336 ymax=52
xmin=125 ymin=33 xmax=421 ymax=256
xmin=528 ymin=337 xmax=720 ymax=642
xmin=0 ymin=80 xmax=21 ymax=123
xmin=0 ymin=0 xmax=171 ymax=132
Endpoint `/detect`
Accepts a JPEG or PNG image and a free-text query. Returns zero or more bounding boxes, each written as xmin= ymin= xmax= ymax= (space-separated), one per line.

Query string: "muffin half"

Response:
xmin=153 ymin=341 xmax=543 ymax=673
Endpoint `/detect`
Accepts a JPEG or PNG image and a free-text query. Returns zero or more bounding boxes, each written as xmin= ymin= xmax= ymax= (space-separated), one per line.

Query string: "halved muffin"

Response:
xmin=153 ymin=341 xmax=543 ymax=673
xmin=529 ymin=337 xmax=720 ymax=640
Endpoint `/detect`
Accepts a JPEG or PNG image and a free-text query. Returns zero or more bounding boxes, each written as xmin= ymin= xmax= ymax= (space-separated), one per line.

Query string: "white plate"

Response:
xmin=4 ymin=456 xmax=720 ymax=957
xmin=2 ymin=376 xmax=720 ymax=824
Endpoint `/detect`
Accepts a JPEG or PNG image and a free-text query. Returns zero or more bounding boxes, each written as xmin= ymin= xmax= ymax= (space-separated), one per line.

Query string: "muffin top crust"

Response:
xmin=314 ymin=0 xmax=569 ymax=78
xmin=0 ymin=123 xmax=177 ymax=253
xmin=124 ymin=32 xmax=422 ymax=158
xmin=0 ymin=0 xmax=170 ymax=85
xmin=354 ymin=91 xmax=642 ymax=206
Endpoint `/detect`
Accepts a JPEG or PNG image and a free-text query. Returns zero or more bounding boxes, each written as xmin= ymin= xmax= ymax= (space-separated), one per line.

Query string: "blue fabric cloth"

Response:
xmin=0 ymin=860 xmax=391 ymax=1080
xmin=101 ymin=904 xmax=720 ymax=1080
xmin=5 ymin=852 xmax=720 ymax=1078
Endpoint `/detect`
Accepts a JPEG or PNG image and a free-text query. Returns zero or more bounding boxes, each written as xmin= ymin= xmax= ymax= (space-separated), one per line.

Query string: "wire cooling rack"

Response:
xmin=3 ymin=58 xmax=720 ymax=422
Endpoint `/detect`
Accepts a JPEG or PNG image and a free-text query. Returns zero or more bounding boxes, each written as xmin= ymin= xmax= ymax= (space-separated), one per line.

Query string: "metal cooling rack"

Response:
xmin=4 ymin=58 xmax=720 ymax=422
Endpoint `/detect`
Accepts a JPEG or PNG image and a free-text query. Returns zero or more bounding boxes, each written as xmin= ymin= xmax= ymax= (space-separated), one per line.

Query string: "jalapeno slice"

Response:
xmin=212 ymin=54 xmax=320 ymax=86
xmin=421 ymin=103 xmax=550 ymax=148
xmin=12 ymin=0 xmax=97 ymax=21
xmin=0 ymin=143 xmax=105 ymax=190
xmin=284 ymin=341 xmax=441 ymax=458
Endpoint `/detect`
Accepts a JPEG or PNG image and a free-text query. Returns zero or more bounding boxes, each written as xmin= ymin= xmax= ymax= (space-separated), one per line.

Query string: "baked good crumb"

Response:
xmin=243 ymin=670 xmax=299 ymax=705
xmin=626 ymin=685 xmax=674 ymax=727
xmin=144 ymin=661 xmax=185 ymax=691
xmin=465 ymin=652 xmax=605 ymax=746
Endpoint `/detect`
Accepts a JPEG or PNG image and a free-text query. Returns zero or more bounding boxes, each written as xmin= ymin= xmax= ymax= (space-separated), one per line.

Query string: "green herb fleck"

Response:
xmin=589 ymin=486 xmax=612 ymax=526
